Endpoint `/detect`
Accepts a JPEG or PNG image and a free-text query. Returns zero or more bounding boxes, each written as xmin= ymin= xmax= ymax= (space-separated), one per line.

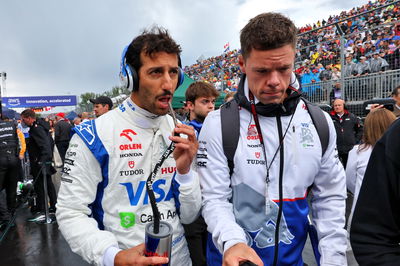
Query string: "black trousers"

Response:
xmin=183 ymin=215 xmax=208 ymax=266
xmin=56 ymin=140 xmax=70 ymax=163
xmin=338 ymin=151 xmax=349 ymax=169
xmin=31 ymin=163 xmax=57 ymax=212
xmin=0 ymin=153 xmax=19 ymax=215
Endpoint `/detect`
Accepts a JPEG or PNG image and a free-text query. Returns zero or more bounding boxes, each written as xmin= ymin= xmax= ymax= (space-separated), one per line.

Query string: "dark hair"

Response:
xmin=185 ymin=82 xmax=219 ymax=103
xmin=240 ymin=12 xmax=297 ymax=59
xmin=21 ymin=109 xmax=36 ymax=118
xmin=125 ymin=26 xmax=182 ymax=73
xmin=392 ymin=85 xmax=400 ymax=96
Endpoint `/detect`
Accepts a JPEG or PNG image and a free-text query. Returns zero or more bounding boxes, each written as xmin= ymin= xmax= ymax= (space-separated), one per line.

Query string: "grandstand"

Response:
xmin=184 ymin=0 xmax=400 ymax=117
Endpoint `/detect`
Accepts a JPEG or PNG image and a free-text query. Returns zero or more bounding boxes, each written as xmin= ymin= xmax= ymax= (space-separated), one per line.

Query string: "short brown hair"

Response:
xmin=126 ymin=26 xmax=182 ymax=73
xmin=185 ymin=82 xmax=219 ymax=103
xmin=240 ymin=12 xmax=297 ymax=59
xmin=21 ymin=109 xmax=36 ymax=118
xmin=359 ymin=108 xmax=396 ymax=151
xmin=392 ymin=85 xmax=400 ymax=97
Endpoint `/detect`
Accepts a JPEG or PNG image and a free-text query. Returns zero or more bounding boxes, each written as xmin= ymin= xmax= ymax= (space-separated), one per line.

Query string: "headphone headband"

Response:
xmin=119 ymin=45 xmax=184 ymax=92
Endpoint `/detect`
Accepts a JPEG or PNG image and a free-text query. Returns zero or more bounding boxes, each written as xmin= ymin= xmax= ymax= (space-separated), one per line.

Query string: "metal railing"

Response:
xmin=302 ymin=68 xmax=400 ymax=104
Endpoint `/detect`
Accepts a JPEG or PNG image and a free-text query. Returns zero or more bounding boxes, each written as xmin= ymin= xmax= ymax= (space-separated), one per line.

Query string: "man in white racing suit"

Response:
xmin=198 ymin=13 xmax=347 ymax=266
xmin=56 ymin=27 xmax=201 ymax=266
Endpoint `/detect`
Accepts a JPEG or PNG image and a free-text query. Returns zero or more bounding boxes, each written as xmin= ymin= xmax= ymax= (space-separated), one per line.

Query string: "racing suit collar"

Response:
xmin=124 ymin=97 xmax=164 ymax=129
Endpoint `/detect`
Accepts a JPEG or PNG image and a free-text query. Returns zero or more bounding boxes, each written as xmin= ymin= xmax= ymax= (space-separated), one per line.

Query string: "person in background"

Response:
xmin=0 ymin=115 xmax=22 ymax=229
xmin=90 ymin=96 xmax=113 ymax=117
xmin=345 ymin=108 xmax=396 ymax=251
xmin=72 ymin=117 xmax=81 ymax=126
xmin=81 ymin=112 xmax=90 ymax=123
xmin=54 ymin=113 xmax=72 ymax=163
xmin=350 ymin=118 xmax=400 ymax=265
xmin=391 ymin=85 xmax=400 ymax=117
xmin=330 ymin=98 xmax=363 ymax=168
xmin=183 ymin=81 xmax=219 ymax=266
xmin=21 ymin=109 xmax=57 ymax=221
xmin=224 ymin=91 xmax=236 ymax=103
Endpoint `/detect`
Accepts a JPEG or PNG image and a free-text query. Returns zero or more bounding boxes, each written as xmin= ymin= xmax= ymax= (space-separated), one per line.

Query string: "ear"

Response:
xmin=238 ymin=55 xmax=246 ymax=74
xmin=186 ymin=101 xmax=195 ymax=111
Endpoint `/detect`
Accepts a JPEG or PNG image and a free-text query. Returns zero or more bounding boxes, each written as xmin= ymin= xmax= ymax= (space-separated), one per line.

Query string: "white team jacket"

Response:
xmin=56 ymin=98 xmax=201 ymax=265
xmin=198 ymin=87 xmax=347 ymax=265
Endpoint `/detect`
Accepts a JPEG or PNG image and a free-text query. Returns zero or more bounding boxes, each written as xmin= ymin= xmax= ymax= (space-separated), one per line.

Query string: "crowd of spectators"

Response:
xmin=184 ymin=0 xmax=400 ymax=92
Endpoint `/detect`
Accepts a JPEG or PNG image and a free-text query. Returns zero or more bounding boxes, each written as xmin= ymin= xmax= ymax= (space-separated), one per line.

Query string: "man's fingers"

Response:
xmin=139 ymin=255 xmax=169 ymax=265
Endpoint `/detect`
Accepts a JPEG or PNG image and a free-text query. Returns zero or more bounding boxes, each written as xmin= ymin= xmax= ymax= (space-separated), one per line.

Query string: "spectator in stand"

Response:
xmin=370 ymin=51 xmax=390 ymax=73
xmin=356 ymin=56 xmax=371 ymax=75
xmin=343 ymin=54 xmax=358 ymax=77
xmin=331 ymin=66 xmax=341 ymax=80
xmin=54 ymin=113 xmax=72 ymax=163
xmin=391 ymin=85 xmax=400 ymax=117
xmin=330 ymin=82 xmax=344 ymax=103
xmin=319 ymin=64 xmax=332 ymax=81
xmin=330 ymin=98 xmax=363 ymax=168
xmin=90 ymin=96 xmax=113 ymax=117
xmin=224 ymin=91 xmax=236 ymax=103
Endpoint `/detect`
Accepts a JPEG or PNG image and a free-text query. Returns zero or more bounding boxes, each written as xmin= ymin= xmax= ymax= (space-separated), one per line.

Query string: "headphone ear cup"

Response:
xmin=177 ymin=68 xmax=184 ymax=88
xmin=130 ymin=65 xmax=139 ymax=92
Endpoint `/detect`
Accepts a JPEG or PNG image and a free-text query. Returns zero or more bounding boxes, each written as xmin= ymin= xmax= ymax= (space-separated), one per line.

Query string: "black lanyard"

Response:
xmin=248 ymin=91 xmax=295 ymax=181
xmin=146 ymin=141 xmax=175 ymax=234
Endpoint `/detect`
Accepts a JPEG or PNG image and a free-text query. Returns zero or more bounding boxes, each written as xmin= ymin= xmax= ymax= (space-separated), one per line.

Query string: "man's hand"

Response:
xmin=19 ymin=154 xmax=24 ymax=160
xmin=114 ymin=243 xmax=168 ymax=266
xmin=170 ymin=123 xmax=198 ymax=175
xmin=223 ymin=243 xmax=264 ymax=266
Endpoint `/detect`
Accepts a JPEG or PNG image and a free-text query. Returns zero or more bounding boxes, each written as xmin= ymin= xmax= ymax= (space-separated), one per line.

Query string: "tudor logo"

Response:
xmin=255 ymin=152 xmax=261 ymax=159
xmin=120 ymin=129 xmax=137 ymax=141
xmin=128 ymin=161 xmax=135 ymax=168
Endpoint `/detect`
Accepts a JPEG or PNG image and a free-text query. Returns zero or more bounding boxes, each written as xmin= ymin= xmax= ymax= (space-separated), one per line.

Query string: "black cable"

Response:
xmin=273 ymin=115 xmax=285 ymax=266
xmin=145 ymin=142 xmax=175 ymax=234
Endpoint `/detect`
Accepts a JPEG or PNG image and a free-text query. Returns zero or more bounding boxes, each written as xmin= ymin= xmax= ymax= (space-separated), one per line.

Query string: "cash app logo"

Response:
xmin=119 ymin=212 xmax=136 ymax=228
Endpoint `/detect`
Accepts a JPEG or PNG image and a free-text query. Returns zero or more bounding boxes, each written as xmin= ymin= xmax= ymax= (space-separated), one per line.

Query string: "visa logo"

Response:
xmin=120 ymin=179 xmax=173 ymax=206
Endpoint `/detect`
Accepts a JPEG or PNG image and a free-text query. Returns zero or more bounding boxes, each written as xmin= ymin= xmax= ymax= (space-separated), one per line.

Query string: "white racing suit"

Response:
xmin=198 ymin=82 xmax=347 ymax=265
xmin=56 ymin=98 xmax=201 ymax=265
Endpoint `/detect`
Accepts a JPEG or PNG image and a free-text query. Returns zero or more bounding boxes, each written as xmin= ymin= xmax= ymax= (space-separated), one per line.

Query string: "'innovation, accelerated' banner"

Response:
xmin=3 ymin=95 xmax=77 ymax=108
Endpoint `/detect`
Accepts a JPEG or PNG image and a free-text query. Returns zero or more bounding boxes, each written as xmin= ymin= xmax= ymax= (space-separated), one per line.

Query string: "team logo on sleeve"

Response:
xmin=75 ymin=122 xmax=96 ymax=145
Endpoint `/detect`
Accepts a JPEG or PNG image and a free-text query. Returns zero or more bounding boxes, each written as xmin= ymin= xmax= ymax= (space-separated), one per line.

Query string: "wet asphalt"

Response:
xmin=0 ymin=169 xmax=358 ymax=266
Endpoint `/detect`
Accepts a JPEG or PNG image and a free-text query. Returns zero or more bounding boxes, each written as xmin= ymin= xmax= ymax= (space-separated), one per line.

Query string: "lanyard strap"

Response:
xmin=248 ymin=91 xmax=295 ymax=180
xmin=146 ymin=141 xmax=175 ymax=233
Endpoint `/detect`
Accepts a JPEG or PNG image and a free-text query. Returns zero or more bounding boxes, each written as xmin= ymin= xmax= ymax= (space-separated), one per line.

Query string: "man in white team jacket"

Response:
xmin=56 ymin=27 xmax=201 ymax=266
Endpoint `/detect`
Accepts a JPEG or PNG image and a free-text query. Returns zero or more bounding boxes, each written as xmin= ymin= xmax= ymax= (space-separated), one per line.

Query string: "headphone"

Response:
xmin=119 ymin=45 xmax=184 ymax=92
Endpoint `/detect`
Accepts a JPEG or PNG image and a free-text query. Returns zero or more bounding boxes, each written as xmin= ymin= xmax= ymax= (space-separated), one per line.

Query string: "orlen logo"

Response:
xmin=255 ymin=152 xmax=261 ymax=159
xmin=128 ymin=161 xmax=135 ymax=168
xmin=119 ymin=129 xmax=142 ymax=150
xmin=247 ymin=125 xmax=260 ymax=140
xmin=120 ymin=129 xmax=137 ymax=141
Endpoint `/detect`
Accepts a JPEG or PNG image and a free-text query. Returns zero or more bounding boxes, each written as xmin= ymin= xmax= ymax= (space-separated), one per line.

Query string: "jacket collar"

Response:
xmin=234 ymin=74 xmax=302 ymax=117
